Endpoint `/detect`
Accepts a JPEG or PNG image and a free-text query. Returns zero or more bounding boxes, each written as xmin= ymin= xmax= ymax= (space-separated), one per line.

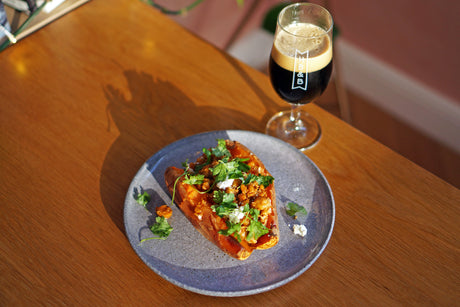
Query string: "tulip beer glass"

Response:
xmin=266 ymin=3 xmax=333 ymax=149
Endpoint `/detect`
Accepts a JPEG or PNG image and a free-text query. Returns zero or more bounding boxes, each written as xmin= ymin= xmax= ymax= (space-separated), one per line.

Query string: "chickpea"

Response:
xmin=156 ymin=205 xmax=173 ymax=219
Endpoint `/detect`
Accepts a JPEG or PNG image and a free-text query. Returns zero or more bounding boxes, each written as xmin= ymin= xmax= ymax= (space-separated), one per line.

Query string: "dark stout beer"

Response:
xmin=269 ymin=57 xmax=332 ymax=104
xmin=269 ymin=23 xmax=332 ymax=105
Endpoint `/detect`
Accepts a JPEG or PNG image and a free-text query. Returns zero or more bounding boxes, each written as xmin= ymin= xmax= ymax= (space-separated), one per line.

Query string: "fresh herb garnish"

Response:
xmin=211 ymin=191 xmax=237 ymax=216
xmin=140 ymin=216 xmax=173 ymax=242
xmin=212 ymin=139 xmax=231 ymax=158
xmin=135 ymin=191 xmax=173 ymax=242
xmin=210 ymin=157 xmax=249 ymax=182
xmin=286 ymin=202 xmax=308 ymax=217
xmin=244 ymin=173 xmax=274 ymax=187
xmin=246 ymin=208 xmax=269 ymax=241
xmin=181 ymin=158 xmax=191 ymax=170
xmin=136 ymin=191 xmax=151 ymax=207
xmin=213 ymin=190 xmax=236 ymax=206
xmin=218 ymin=221 xmax=242 ymax=242
xmin=183 ymin=173 xmax=205 ymax=185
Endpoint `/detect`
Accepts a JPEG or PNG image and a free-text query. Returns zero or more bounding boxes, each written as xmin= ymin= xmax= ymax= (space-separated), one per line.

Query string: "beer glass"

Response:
xmin=266 ymin=3 xmax=333 ymax=150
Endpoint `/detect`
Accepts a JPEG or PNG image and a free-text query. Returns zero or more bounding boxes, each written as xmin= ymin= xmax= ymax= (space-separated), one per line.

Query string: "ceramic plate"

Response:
xmin=124 ymin=130 xmax=335 ymax=296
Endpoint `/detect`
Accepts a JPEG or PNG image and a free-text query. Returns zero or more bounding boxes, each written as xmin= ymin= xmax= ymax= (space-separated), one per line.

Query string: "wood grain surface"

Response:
xmin=0 ymin=0 xmax=458 ymax=305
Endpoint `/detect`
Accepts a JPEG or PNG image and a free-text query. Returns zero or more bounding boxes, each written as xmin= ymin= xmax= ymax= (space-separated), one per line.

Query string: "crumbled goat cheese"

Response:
xmin=228 ymin=206 xmax=245 ymax=224
xmin=293 ymin=224 xmax=307 ymax=237
xmin=216 ymin=178 xmax=234 ymax=190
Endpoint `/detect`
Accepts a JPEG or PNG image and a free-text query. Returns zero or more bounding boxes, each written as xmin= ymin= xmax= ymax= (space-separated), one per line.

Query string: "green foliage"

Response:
xmin=262 ymin=2 xmax=291 ymax=34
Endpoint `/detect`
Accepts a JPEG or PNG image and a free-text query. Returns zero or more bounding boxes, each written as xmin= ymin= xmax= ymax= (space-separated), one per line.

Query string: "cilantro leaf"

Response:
xmin=211 ymin=161 xmax=229 ymax=182
xmin=183 ymin=173 xmax=205 ymax=185
xmin=202 ymin=147 xmax=212 ymax=160
xmin=244 ymin=174 xmax=274 ymax=187
xmin=236 ymin=158 xmax=250 ymax=172
xmin=257 ymin=175 xmax=274 ymax=187
xmin=221 ymin=192 xmax=236 ymax=205
xmin=246 ymin=209 xmax=269 ymax=241
xmin=140 ymin=216 xmax=173 ymax=242
xmin=136 ymin=192 xmax=150 ymax=207
xmin=212 ymin=191 xmax=237 ymax=217
xmin=194 ymin=149 xmax=212 ymax=172
xmin=286 ymin=202 xmax=308 ymax=216
xmin=150 ymin=216 xmax=173 ymax=238
xmin=218 ymin=221 xmax=241 ymax=242
xmin=211 ymin=158 xmax=249 ymax=183
xmin=212 ymin=139 xmax=231 ymax=158
xmin=212 ymin=190 xmax=224 ymax=204
xmin=181 ymin=158 xmax=190 ymax=170
xmin=247 ymin=219 xmax=269 ymax=241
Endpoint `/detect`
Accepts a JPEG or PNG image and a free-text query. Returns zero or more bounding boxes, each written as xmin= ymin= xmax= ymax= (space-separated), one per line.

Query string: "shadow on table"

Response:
xmin=100 ymin=66 xmax=280 ymax=233
xmin=221 ymin=52 xmax=281 ymax=125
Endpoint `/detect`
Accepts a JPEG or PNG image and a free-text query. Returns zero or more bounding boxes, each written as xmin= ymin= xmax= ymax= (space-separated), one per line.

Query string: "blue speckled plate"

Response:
xmin=124 ymin=130 xmax=335 ymax=296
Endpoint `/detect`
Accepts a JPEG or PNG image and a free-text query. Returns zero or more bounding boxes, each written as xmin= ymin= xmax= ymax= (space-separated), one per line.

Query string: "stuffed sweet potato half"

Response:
xmin=164 ymin=139 xmax=279 ymax=260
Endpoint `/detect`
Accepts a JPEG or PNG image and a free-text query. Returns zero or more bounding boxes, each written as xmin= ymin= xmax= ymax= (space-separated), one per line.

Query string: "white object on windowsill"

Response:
xmin=227 ymin=28 xmax=274 ymax=72
xmin=43 ymin=0 xmax=66 ymax=13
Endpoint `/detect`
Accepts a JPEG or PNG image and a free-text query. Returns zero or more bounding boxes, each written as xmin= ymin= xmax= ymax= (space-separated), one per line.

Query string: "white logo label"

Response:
xmin=292 ymin=50 xmax=309 ymax=91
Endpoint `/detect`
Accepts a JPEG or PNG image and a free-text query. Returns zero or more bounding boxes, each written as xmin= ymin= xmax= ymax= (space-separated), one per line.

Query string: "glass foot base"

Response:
xmin=265 ymin=110 xmax=321 ymax=150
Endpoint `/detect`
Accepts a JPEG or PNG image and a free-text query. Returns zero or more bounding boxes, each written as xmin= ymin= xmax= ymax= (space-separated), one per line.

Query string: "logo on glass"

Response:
xmin=291 ymin=50 xmax=309 ymax=91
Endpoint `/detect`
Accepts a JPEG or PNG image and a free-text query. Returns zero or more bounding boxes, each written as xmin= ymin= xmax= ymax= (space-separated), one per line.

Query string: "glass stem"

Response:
xmin=288 ymin=103 xmax=308 ymax=133
xmin=290 ymin=104 xmax=301 ymax=129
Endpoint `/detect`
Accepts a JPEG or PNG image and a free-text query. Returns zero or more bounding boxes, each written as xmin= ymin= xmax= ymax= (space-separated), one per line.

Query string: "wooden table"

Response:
xmin=1 ymin=0 xmax=458 ymax=305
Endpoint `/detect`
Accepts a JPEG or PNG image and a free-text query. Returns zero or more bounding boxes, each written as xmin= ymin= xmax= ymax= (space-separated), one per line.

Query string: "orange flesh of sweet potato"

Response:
xmin=164 ymin=140 xmax=279 ymax=260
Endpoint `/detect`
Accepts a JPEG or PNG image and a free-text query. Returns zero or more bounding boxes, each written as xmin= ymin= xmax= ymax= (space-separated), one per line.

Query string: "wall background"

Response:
xmin=328 ymin=0 xmax=460 ymax=105
xmin=160 ymin=0 xmax=459 ymax=105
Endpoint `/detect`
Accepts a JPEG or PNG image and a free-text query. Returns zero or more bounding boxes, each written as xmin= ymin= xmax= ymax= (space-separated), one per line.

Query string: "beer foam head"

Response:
xmin=272 ymin=23 xmax=332 ymax=73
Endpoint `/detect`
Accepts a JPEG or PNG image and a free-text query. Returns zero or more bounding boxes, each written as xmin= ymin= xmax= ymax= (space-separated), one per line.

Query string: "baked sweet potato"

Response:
xmin=165 ymin=139 xmax=279 ymax=260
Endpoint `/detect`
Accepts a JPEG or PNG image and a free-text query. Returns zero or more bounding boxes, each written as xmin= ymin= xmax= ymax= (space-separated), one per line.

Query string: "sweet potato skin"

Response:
xmin=164 ymin=140 xmax=279 ymax=260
